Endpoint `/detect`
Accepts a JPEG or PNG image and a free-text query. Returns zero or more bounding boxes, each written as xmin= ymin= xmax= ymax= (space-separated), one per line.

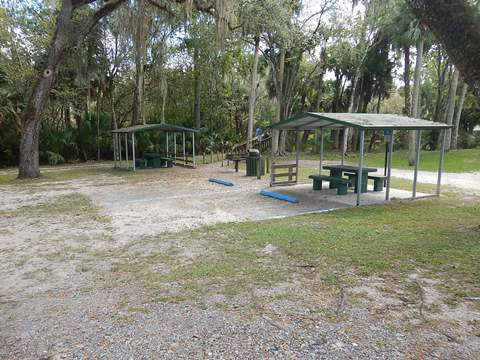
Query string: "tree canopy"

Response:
xmin=0 ymin=0 xmax=479 ymax=176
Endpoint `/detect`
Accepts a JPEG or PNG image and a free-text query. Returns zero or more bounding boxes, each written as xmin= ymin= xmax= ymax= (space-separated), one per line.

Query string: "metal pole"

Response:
xmin=341 ymin=128 xmax=345 ymax=165
xmin=412 ymin=129 xmax=422 ymax=198
xmin=319 ymin=128 xmax=324 ymax=175
xmin=113 ymin=133 xmax=117 ymax=168
xmin=174 ymin=132 xmax=177 ymax=160
xmin=119 ymin=132 xmax=123 ymax=168
xmin=295 ymin=131 xmax=300 ymax=184
xmin=192 ymin=132 xmax=196 ymax=167
xmin=166 ymin=132 xmax=169 ymax=157
xmin=270 ymin=135 xmax=275 ymax=186
xmin=356 ymin=130 xmax=365 ymax=206
xmin=385 ymin=130 xmax=395 ymax=201
xmin=125 ymin=133 xmax=129 ymax=164
xmin=132 ymin=132 xmax=136 ymax=172
xmin=183 ymin=131 xmax=186 ymax=164
xmin=437 ymin=129 xmax=447 ymax=196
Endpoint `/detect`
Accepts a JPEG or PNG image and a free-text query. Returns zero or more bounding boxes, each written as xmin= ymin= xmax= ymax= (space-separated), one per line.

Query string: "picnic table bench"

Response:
xmin=226 ymin=153 xmax=247 ymax=172
xmin=143 ymin=153 xmax=175 ymax=168
xmin=368 ymin=174 xmax=387 ymax=191
xmin=323 ymin=164 xmax=378 ymax=193
xmin=309 ymin=175 xmax=349 ymax=195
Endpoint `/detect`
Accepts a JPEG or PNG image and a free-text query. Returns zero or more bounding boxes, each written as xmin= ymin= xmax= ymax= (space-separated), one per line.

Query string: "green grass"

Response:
xmin=112 ymin=197 xmax=480 ymax=304
xmin=18 ymin=193 xmax=95 ymax=215
xmin=0 ymin=147 xmax=478 ymax=186
xmin=297 ymin=148 xmax=480 ymax=173
xmin=0 ymin=167 xmax=119 ymax=185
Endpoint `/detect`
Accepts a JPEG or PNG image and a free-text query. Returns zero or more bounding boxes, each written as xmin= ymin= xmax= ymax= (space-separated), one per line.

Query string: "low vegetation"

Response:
xmin=301 ymin=148 xmax=480 ymax=173
xmin=109 ymin=196 xmax=480 ymax=306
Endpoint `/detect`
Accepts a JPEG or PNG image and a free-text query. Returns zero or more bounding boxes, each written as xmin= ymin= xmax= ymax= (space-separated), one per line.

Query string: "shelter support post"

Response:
xmin=125 ymin=133 xmax=128 ymax=165
xmin=113 ymin=133 xmax=117 ymax=168
xmin=295 ymin=130 xmax=300 ymax=184
xmin=119 ymin=132 xmax=122 ymax=168
xmin=174 ymin=132 xmax=177 ymax=159
xmin=412 ymin=130 xmax=422 ymax=197
xmin=341 ymin=128 xmax=345 ymax=165
xmin=319 ymin=128 xmax=324 ymax=175
xmin=270 ymin=135 xmax=275 ymax=186
xmin=192 ymin=132 xmax=196 ymax=167
xmin=437 ymin=129 xmax=447 ymax=196
xmin=166 ymin=132 xmax=169 ymax=157
xmin=385 ymin=130 xmax=395 ymax=201
xmin=183 ymin=132 xmax=186 ymax=164
xmin=356 ymin=130 xmax=365 ymax=206
xmin=132 ymin=132 xmax=136 ymax=172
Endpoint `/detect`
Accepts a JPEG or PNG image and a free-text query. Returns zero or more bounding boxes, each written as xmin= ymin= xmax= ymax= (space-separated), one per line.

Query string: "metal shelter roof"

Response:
xmin=111 ymin=123 xmax=198 ymax=134
xmin=270 ymin=112 xmax=452 ymax=131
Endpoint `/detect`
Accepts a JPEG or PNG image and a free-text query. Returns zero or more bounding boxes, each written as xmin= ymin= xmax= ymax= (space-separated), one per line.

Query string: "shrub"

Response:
xmin=44 ymin=151 xmax=65 ymax=165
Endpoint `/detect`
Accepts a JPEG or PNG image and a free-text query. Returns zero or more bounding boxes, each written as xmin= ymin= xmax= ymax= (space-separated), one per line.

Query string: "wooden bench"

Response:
xmin=368 ymin=174 xmax=387 ymax=192
xmin=309 ymin=175 xmax=349 ymax=195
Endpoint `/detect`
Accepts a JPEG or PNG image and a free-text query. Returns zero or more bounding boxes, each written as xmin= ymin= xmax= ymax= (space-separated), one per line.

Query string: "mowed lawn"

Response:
xmin=113 ymin=195 xmax=480 ymax=305
xmin=302 ymin=148 xmax=480 ymax=173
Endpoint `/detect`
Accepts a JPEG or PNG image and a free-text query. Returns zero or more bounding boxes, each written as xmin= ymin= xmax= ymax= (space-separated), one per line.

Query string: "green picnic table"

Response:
xmin=323 ymin=164 xmax=377 ymax=193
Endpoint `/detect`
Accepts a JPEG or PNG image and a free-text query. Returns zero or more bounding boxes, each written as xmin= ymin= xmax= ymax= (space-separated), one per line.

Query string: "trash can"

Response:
xmin=246 ymin=149 xmax=264 ymax=177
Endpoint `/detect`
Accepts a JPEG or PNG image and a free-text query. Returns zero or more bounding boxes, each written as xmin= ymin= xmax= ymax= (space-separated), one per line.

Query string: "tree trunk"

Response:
xmin=343 ymin=60 xmax=362 ymax=158
xmin=194 ymin=45 xmax=201 ymax=129
xmin=161 ymin=78 xmax=167 ymax=124
xmin=272 ymin=47 xmax=285 ymax=155
xmin=247 ymin=36 xmax=260 ymax=150
xmin=408 ymin=37 xmax=423 ymax=166
xmin=407 ymin=0 xmax=480 ymax=98
xmin=445 ymin=68 xmax=460 ymax=151
xmin=315 ymin=48 xmax=327 ymax=112
xmin=18 ymin=1 xmax=74 ymax=178
xmin=96 ymin=90 xmax=101 ymax=161
xmin=451 ymin=80 xmax=467 ymax=149
xmin=132 ymin=0 xmax=147 ymax=125
xmin=110 ymin=83 xmax=118 ymax=130
xmin=17 ymin=0 xmax=126 ymax=178
xmin=403 ymin=45 xmax=411 ymax=116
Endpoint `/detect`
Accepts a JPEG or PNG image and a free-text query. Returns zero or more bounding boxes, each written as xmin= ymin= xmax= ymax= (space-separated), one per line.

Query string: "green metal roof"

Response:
xmin=270 ymin=112 xmax=453 ymax=131
xmin=111 ymin=123 xmax=198 ymax=134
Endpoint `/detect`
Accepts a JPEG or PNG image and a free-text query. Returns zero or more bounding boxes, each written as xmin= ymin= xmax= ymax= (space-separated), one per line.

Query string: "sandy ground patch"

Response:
xmin=1 ymin=163 xmax=478 ymax=359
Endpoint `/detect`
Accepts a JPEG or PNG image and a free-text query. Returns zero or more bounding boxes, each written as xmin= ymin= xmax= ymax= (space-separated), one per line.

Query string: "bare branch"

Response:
xmin=81 ymin=0 xmax=128 ymax=41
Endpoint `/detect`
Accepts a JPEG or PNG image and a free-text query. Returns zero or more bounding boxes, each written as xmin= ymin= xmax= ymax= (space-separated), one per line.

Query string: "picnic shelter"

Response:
xmin=269 ymin=112 xmax=452 ymax=206
xmin=111 ymin=123 xmax=198 ymax=171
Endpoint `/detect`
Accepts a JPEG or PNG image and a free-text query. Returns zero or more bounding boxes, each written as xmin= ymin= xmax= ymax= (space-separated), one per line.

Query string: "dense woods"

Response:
xmin=1 ymin=0 xmax=480 ymax=177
